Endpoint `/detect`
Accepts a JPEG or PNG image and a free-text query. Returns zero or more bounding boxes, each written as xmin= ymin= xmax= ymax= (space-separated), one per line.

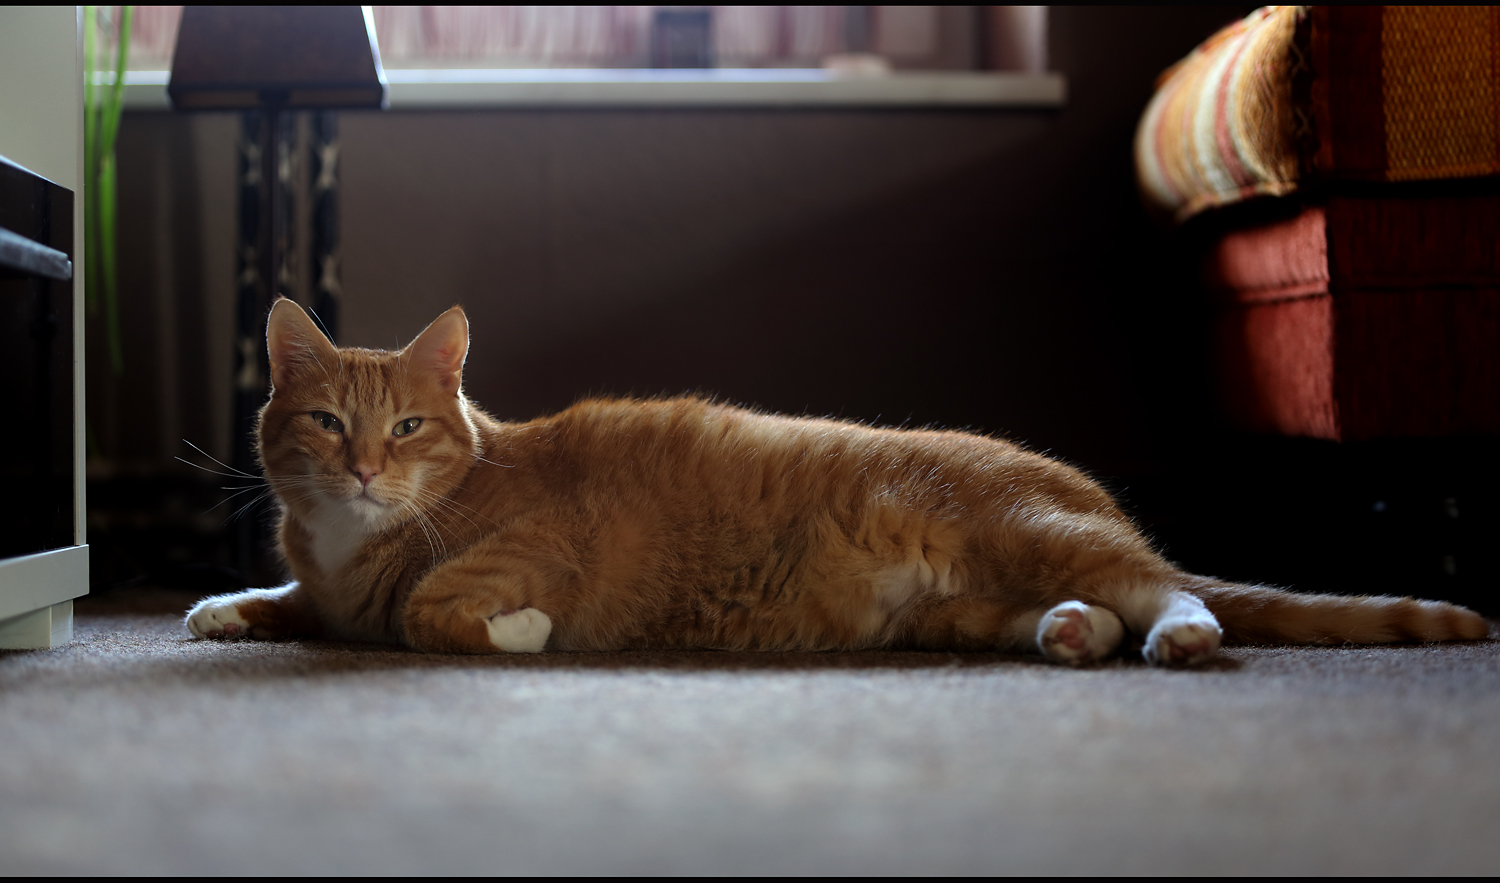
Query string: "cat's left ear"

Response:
xmin=404 ymin=306 xmax=468 ymax=394
xmin=267 ymin=297 xmax=337 ymax=390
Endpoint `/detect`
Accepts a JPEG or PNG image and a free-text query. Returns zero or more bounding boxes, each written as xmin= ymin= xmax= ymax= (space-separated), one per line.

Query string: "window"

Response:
xmin=114 ymin=6 xmax=1060 ymax=109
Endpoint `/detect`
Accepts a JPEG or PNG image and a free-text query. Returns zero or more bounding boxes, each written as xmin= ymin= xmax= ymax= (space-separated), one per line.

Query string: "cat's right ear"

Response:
xmin=266 ymin=298 xmax=337 ymax=390
xmin=403 ymin=306 xmax=469 ymax=395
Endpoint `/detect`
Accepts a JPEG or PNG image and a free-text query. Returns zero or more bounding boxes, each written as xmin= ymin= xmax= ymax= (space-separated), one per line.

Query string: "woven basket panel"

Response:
xmin=1382 ymin=6 xmax=1499 ymax=181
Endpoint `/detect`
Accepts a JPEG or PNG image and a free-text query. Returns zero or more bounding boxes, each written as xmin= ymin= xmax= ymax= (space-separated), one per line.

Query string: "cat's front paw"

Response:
xmin=186 ymin=595 xmax=254 ymax=640
xmin=1144 ymin=616 xmax=1222 ymax=666
xmin=1038 ymin=601 xmax=1124 ymax=665
xmin=486 ymin=608 xmax=552 ymax=653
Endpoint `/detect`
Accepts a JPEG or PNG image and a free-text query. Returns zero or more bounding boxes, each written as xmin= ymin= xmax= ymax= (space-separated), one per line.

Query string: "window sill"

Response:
xmin=120 ymin=69 xmax=1066 ymax=111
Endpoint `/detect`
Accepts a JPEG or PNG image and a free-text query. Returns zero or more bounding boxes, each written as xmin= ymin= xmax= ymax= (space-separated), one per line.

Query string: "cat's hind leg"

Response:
xmin=1143 ymin=592 xmax=1222 ymax=665
xmin=976 ymin=507 xmax=1223 ymax=665
xmin=1108 ymin=584 xmax=1222 ymax=666
xmin=1037 ymin=601 xmax=1125 ymax=665
xmin=894 ymin=597 xmax=1124 ymax=663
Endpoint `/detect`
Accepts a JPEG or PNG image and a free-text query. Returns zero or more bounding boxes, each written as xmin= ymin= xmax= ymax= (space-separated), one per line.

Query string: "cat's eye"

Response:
xmin=393 ymin=417 xmax=422 ymax=437
xmin=311 ymin=411 xmax=344 ymax=433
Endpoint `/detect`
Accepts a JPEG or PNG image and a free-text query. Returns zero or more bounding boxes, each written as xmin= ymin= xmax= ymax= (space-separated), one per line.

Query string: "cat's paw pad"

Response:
xmin=1037 ymin=601 xmax=1124 ymax=665
xmin=486 ymin=608 xmax=552 ymax=653
xmin=1144 ymin=617 xmax=1222 ymax=666
xmin=186 ymin=597 xmax=252 ymax=640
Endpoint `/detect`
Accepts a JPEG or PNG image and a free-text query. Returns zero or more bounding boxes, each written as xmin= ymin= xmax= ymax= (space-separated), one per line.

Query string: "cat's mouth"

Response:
xmin=348 ymin=486 xmax=388 ymax=509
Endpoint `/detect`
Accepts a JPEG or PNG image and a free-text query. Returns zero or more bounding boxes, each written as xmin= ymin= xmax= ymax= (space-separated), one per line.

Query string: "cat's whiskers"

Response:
xmin=272 ymin=470 xmax=369 ymax=517
xmin=177 ymin=458 xmax=267 ymax=481
xmin=205 ymin=484 xmax=271 ymax=515
xmin=265 ymin=482 xmax=337 ymax=511
xmin=410 ymin=485 xmax=487 ymax=525
xmin=180 ymin=444 xmax=379 ymax=522
xmin=397 ymin=497 xmax=438 ymax=561
xmin=174 ymin=444 xmax=283 ymax=523
xmin=408 ymin=508 xmax=447 ymax=563
xmin=398 ymin=489 xmax=466 ymax=541
xmin=279 ymin=487 xmax=330 ymax=509
xmin=179 ymin=439 xmax=261 ymax=479
xmin=225 ymin=488 xmax=277 ymax=524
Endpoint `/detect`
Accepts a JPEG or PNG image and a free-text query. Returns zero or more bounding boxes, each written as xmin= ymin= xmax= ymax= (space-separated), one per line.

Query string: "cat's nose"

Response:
xmin=351 ymin=465 xmax=379 ymax=486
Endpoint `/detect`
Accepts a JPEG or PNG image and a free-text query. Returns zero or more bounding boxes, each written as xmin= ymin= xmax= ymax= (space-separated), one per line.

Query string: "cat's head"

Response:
xmin=257 ymin=299 xmax=479 ymax=530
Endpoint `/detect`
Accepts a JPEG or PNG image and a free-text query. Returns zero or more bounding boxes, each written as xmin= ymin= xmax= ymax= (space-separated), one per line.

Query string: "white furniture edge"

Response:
xmin=119 ymin=69 xmax=1066 ymax=110
xmin=0 ymin=546 xmax=89 ymax=648
xmin=0 ymin=8 xmax=88 ymax=650
xmin=75 ymin=8 xmax=88 ymax=559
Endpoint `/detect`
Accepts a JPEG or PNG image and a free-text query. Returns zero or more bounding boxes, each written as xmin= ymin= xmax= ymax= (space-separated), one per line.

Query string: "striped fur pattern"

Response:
xmin=185 ymin=300 xmax=1489 ymax=663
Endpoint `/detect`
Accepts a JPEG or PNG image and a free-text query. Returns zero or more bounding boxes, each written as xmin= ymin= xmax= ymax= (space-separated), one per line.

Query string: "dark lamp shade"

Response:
xmin=168 ymin=5 xmax=387 ymax=111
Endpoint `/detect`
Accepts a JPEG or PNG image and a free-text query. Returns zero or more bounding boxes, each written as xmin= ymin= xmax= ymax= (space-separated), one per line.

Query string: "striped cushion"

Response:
xmin=1136 ymin=7 xmax=1301 ymax=223
xmin=1136 ymin=6 xmax=1500 ymax=223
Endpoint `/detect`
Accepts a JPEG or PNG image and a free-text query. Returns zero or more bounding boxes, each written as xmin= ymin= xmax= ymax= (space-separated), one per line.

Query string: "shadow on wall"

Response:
xmin=440 ymin=137 xmax=1162 ymax=460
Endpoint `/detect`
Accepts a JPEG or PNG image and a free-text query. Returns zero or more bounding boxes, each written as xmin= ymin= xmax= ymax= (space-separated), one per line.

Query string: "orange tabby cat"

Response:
xmin=186 ymin=299 xmax=1488 ymax=664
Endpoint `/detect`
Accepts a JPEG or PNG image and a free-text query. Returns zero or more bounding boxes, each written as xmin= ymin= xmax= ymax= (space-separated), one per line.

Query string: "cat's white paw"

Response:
xmin=1037 ymin=601 xmax=1124 ymax=665
xmin=186 ymin=596 xmax=253 ymax=640
xmin=1144 ymin=616 xmax=1222 ymax=666
xmin=487 ymin=608 xmax=552 ymax=653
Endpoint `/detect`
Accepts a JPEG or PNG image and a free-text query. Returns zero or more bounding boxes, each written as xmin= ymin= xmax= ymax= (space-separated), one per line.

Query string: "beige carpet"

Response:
xmin=2 ymin=589 xmax=1497 ymax=875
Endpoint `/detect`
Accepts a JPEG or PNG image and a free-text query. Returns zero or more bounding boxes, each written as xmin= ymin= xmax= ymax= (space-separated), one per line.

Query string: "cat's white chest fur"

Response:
xmin=303 ymin=503 xmax=381 ymax=576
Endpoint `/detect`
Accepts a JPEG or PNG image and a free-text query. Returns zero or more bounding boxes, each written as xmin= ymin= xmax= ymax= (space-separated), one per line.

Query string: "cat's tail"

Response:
xmin=1187 ymin=579 xmax=1490 ymax=645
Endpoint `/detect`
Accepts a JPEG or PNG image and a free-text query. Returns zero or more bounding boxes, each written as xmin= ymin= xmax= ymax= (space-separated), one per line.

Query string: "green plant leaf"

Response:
xmin=98 ymin=6 xmax=133 ymax=159
xmin=99 ymin=151 xmax=122 ymax=375
xmin=84 ymin=5 xmax=133 ymax=374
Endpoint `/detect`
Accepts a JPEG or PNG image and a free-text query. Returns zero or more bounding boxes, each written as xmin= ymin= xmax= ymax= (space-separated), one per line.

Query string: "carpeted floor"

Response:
xmin=2 ymin=589 xmax=1497 ymax=875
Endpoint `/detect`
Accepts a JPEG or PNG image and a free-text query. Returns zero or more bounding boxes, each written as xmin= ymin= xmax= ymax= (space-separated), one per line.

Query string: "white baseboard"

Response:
xmin=0 ymin=598 xmax=73 ymax=649
xmin=0 ymin=545 xmax=89 ymax=629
